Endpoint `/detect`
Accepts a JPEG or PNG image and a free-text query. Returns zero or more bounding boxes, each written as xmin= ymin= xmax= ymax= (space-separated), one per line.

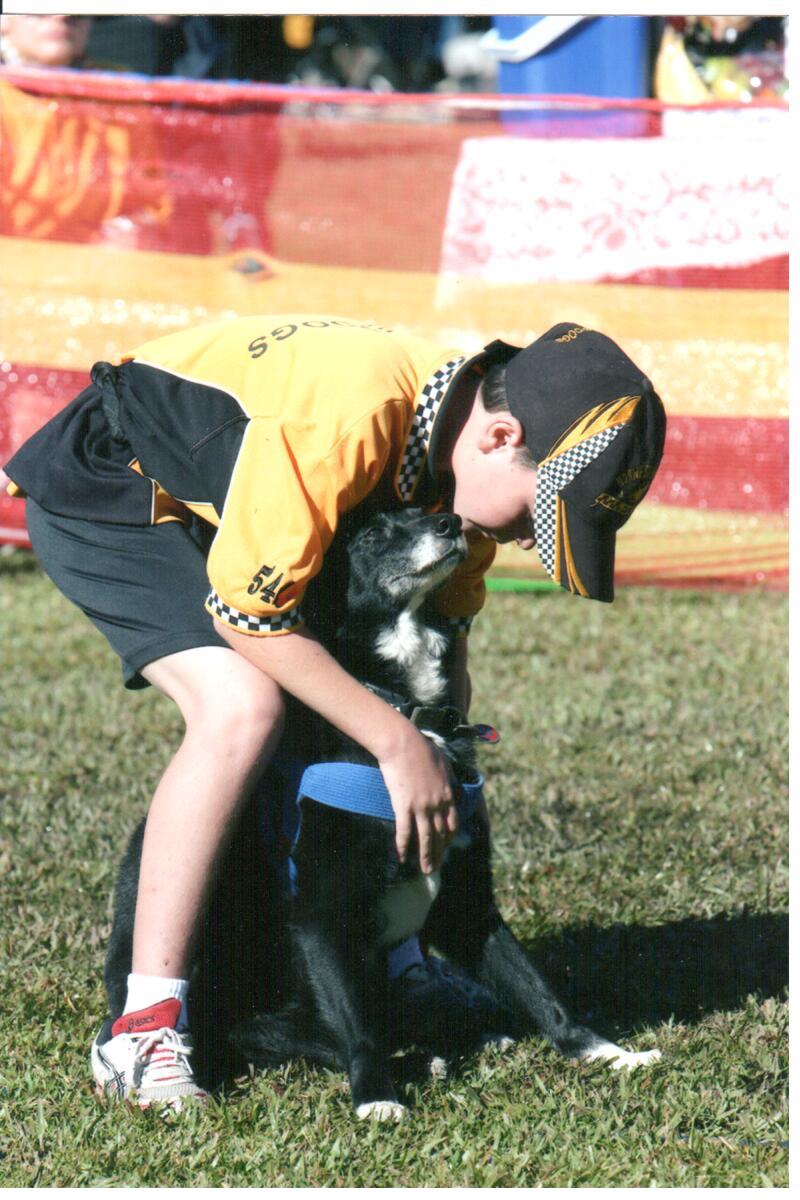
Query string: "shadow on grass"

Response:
xmin=388 ymin=910 xmax=788 ymax=1091
xmin=215 ymin=911 xmax=787 ymax=1101
xmin=529 ymin=908 xmax=789 ymax=1035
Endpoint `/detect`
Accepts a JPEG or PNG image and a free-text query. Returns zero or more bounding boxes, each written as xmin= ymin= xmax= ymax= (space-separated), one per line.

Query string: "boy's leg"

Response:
xmin=134 ymin=645 xmax=284 ymax=980
xmin=94 ymin=647 xmax=285 ymax=1109
xmin=25 ymin=501 xmax=285 ymax=1106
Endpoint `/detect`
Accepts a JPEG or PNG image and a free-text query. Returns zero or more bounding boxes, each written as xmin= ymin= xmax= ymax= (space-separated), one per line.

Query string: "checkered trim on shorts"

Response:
xmin=535 ymin=425 xmax=622 ymax=579
xmin=206 ymin=590 xmax=303 ymax=634
xmin=396 ymin=356 xmax=466 ymax=502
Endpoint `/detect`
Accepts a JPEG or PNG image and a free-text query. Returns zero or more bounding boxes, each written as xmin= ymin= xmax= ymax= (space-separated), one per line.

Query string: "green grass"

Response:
xmin=0 ymin=551 xmax=788 ymax=1187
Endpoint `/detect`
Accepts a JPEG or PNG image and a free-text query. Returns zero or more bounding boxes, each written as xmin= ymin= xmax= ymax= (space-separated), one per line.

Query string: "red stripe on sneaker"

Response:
xmin=111 ymin=998 xmax=182 ymax=1037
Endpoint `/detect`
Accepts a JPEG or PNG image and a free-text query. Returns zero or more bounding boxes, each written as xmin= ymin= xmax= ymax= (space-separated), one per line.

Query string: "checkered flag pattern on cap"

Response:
xmin=535 ymin=425 xmax=622 ymax=579
xmin=396 ymin=356 xmax=466 ymax=501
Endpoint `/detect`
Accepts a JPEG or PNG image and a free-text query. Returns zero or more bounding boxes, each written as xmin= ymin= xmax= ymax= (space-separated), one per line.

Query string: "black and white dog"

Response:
xmin=102 ymin=508 xmax=660 ymax=1120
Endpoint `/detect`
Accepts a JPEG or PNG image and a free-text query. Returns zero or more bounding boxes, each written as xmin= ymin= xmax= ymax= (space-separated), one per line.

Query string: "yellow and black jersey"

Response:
xmin=6 ymin=315 xmax=497 ymax=635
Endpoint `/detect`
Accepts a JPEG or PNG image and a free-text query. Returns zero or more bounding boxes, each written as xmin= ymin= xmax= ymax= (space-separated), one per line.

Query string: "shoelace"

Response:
xmin=131 ymin=1026 xmax=196 ymax=1089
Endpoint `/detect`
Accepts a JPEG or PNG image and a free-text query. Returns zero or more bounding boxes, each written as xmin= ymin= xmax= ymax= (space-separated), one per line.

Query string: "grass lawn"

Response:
xmin=0 ymin=550 xmax=788 ymax=1187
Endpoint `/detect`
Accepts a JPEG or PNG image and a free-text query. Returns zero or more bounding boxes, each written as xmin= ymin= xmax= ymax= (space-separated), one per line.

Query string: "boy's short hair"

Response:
xmin=479 ymin=364 xmax=537 ymax=471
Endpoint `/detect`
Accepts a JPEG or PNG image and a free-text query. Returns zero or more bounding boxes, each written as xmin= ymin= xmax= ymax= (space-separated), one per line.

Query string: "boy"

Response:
xmin=4 ymin=315 xmax=666 ymax=1109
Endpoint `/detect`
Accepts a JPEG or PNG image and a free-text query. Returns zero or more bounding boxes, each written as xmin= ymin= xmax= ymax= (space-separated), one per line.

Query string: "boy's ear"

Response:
xmin=479 ymin=414 xmax=526 ymax=452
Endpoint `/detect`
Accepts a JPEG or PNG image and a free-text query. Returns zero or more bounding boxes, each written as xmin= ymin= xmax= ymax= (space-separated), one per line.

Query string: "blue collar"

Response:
xmin=298 ymin=762 xmax=484 ymax=824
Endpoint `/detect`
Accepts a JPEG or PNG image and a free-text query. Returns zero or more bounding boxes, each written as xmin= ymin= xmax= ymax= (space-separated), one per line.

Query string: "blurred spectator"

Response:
xmin=85 ymin=14 xmax=500 ymax=92
xmin=654 ymin=15 xmax=787 ymax=103
xmin=0 ymin=15 xmax=276 ymax=256
xmin=86 ymin=15 xmax=183 ymax=76
xmin=0 ymin=13 xmax=170 ymax=244
xmin=87 ymin=15 xmax=231 ymax=80
xmin=287 ymin=16 xmax=408 ymax=91
xmin=358 ymin=16 xmax=442 ymax=90
xmin=86 ymin=15 xmax=305 ymax=83
xmin=230 ymin=16 xmax=311 ymax=82
xmin=436 ymin=16 xmax=497 ymax=93
xmin=0 ymin=13 xmax=93 ymax=68
xmin=284 ymin=14 xmax=497 ymax=92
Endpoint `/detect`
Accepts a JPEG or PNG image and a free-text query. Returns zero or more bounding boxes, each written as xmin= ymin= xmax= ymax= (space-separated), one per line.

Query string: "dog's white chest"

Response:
xmin=374 ymin=612 xmax=448 ymax=705
xmin=378 ymin=870 xmax=441 ymax=945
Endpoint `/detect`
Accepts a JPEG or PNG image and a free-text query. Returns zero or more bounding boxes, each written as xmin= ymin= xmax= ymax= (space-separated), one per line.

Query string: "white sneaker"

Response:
xmin=91 ymin=998 xmax=208 ymax=1111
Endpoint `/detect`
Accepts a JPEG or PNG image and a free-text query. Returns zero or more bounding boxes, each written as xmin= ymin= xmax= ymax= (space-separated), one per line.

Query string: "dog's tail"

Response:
xmin=232 ymin=1002 xmax=342 ymax=1071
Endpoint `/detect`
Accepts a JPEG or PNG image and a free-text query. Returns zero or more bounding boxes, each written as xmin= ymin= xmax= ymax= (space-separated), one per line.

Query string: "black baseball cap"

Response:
xmin=512 ymin=322 xmax=666 ymax=601
xmin=434 ymin=322 xmax=666 ymax=602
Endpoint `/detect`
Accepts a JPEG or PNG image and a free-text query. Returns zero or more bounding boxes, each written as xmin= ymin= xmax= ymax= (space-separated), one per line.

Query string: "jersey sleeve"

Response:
xmin=205 ymin=406 xmax=401 ymax=635
xmin=434 ymin=532 xmax=497 ymax=635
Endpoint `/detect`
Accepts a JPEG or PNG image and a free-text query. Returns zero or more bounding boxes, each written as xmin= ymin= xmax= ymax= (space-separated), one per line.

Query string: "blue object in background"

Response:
xmin=493 ymin=15 xmax=650 ymax=98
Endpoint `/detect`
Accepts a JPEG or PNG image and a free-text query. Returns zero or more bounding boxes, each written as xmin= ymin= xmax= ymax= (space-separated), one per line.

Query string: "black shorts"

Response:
xmin=25 ymin=500 xmax=229 ymax=689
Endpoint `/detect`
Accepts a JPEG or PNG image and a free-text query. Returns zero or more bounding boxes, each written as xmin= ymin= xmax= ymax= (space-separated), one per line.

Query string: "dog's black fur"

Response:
xmin=102 ymin=508 xmax=659 ymax=1118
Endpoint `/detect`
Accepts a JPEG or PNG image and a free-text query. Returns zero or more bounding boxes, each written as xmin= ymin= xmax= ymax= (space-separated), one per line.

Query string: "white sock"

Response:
xmin=123 ymin=942 xmax=424 ymax=1026
xmin=123 ymin=973 xmax=190 ymax=1031
xmin=387 ymin=936 xmax=425 ymax=980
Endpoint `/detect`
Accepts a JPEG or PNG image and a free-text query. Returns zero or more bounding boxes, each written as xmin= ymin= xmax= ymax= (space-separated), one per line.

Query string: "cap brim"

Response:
xmin=556 ymin=502 xmax=616 ymax=602
xmin=535 ymin=478 xmax=616 ymax=601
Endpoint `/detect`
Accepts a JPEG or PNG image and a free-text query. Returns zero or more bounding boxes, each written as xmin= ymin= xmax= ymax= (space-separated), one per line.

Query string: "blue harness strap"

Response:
xmin=298 ymin=762 xmax=485 ymax=825
xmin=259 ymin=758 xmax=485 ymax=898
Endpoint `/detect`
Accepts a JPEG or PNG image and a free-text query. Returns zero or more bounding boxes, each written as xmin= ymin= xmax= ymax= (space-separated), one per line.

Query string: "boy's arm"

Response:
xmin=213 ymin=620 xmax=457 ymax=874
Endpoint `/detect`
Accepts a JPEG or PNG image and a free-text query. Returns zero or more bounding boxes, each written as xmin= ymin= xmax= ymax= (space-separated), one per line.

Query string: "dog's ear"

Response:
xmin=298 ymin=525 xmax=355 ymax=647
xmin=344 ymin=551 xmax=384 ymax=621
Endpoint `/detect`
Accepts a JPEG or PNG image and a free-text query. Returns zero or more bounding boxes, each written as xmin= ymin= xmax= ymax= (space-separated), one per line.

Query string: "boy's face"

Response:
xmin=453 ymin=460 xmax=537 ymax=548
xmin=449 ymin=410 xmax=538 ymax=549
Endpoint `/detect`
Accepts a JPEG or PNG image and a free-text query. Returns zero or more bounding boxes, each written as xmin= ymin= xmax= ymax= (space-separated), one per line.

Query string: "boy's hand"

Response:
xmin=379 ymin=725 xmax=459 ymax=874
xmin=212 ymin=621 xmax=459 ymax=872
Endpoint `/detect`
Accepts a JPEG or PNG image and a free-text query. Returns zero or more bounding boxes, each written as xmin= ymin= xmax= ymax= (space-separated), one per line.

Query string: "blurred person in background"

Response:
xmin=87 ymin=15 xmax=226 ymax=80
xmin=86 ymin=15 xmax=304 ymax=83
xmin=0 ymin=13 xmax=274 ymax=254
xmin=435 ymin=15 xmax=497 ymax=93
xmin=286 ymin=14 xmax=494 ymax=92
xmin=0 ymin=11 xmax=92 ymax=68
xmin=0 ymin=12 xmax=170 ymax=244
xmin=286 ymin=15 xmax=415 ymax=91
xmin=84 ymin=14 xmax=498 ymax=92
xmin=654 ymin=15 xmax=787 ymax=103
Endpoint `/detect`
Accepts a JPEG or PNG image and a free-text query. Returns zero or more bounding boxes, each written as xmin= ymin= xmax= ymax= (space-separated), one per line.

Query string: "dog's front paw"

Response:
xmin=581 ymin=1042 xmax=662 ymax=1071
xmin=428 ymin=1055 xmax=449 ymax=1081
xmin=611 ymin=1047 xmax=661 ymax=1070
xmin=356 ymin=1099 xmax=408 ymax=1122
xmin=478 ymin=1033 xmax=516 ymax=1053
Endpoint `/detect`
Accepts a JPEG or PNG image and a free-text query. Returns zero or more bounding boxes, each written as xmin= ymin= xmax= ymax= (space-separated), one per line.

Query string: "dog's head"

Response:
xmin=345 ymin=508 xmax=467 ymax=615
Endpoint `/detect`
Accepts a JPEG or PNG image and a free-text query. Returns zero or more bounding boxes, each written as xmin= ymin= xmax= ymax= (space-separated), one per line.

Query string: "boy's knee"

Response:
xmin=192 ymin=678 xmax=285 ymax=753
xmin=164 ymin=667 xmax=284 ymax=767
xmin=144 ymin=646 xmax=286 ymax=766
